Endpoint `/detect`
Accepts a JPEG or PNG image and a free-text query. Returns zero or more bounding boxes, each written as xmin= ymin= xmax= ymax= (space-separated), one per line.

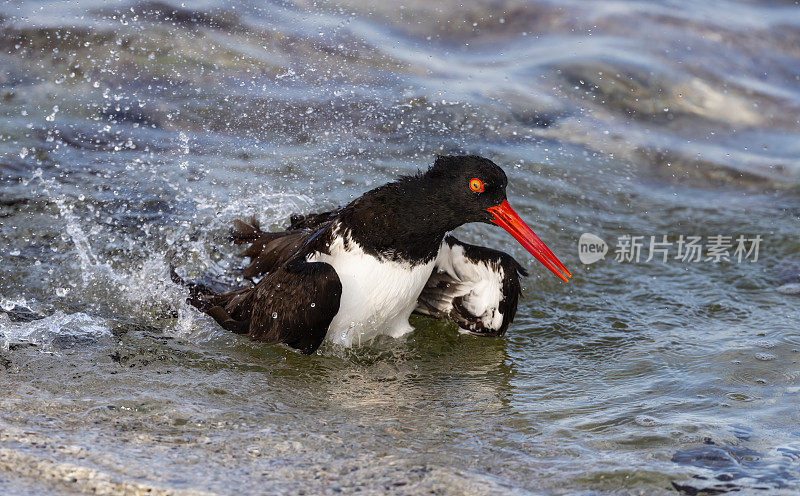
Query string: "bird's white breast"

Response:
xmin=308 ymin=232 xmax=435 ymax=347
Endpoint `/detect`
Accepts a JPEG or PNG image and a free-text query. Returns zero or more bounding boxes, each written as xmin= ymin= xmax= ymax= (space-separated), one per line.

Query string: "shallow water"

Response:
xmin=1 ymin=0 xmax=800 ymax=494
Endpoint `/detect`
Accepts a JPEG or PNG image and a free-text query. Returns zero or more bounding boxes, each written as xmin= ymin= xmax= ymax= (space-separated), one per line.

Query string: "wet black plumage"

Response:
xmin=175 ymin=155 xmax=533 ymax=354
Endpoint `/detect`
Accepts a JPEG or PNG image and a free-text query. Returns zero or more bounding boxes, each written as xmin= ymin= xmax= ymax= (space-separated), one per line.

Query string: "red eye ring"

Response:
xmin=469 ymin=177 xmax=484 ymax=193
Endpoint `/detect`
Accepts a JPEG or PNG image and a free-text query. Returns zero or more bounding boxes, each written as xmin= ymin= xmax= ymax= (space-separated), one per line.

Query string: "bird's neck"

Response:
xmin=339 ymin=176 xmax=457 ymax=264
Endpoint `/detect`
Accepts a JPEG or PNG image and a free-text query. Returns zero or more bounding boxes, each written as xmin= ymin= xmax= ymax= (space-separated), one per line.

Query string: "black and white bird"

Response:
xmin=175 ymin=155 xmax=571 ymax=354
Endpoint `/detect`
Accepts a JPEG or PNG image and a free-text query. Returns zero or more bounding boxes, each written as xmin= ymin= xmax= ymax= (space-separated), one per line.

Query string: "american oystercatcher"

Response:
xmin=175 ymin=155 xmax=571 ymax=354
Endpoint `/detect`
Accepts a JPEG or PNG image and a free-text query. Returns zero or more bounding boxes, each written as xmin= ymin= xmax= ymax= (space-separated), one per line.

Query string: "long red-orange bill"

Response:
xmin=487 ymin=200 xmax=571 ymax=283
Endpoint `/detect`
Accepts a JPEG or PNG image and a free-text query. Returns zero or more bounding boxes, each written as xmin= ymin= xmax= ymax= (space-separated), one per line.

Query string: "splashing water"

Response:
xmin=1 ymin=0 xmax=799 ymax=494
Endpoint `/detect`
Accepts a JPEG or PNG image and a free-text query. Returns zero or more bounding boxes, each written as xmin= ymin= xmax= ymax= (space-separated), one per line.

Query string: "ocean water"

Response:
xmin=1 ymin=0 xmax=800 ymax=494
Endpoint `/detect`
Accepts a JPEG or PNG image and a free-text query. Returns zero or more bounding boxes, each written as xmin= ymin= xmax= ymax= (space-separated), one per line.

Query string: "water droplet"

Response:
xmin=310 ymin=302 xmax=315 ymax=308
xmin=272 ymin=312 xmax=278 ymax=319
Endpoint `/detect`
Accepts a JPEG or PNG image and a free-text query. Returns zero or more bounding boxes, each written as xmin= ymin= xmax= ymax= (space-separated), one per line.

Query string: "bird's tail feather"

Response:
xmin=230 ymin=216 xmax=263 ymax=244
xmin=169 ymin=264 xmax=215 ymax=310
xmin=169 ymin=265 xmax=252 ymax=334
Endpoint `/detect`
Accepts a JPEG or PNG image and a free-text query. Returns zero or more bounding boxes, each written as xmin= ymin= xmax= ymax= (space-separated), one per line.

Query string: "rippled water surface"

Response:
xmin=1 ymin=1 xmax=800 ymax=494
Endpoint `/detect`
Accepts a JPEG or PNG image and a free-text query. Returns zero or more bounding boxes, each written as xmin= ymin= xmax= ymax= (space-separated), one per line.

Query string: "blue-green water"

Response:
xmin=1 ymin=1 xmax=799 ymax=494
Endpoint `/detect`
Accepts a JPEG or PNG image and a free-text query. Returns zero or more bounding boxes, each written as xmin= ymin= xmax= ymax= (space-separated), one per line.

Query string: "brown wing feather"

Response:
xmin=172 ymin=211 xmax=346 ymax=354
xmin=178 ymin=256 xmax=341 ymax=355
xmin=288 ymin=209 xmax=339 ymax=230
xmin=247 ymin=258 xmax=341 ymax=354
xmin=230 ymin=213 xmax=336 ymax=280
xmin=240 ymin=232 xmax=308 ymax=279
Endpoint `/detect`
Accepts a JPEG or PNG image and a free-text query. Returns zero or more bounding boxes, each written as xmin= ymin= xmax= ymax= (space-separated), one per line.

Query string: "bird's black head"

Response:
xmin=345 ymin=155 xmax=570 ymax=281
xmin=424 ymin=155 xmax=509 ymax=225
xmin=423 ymin=155 xmax=572 ymax=282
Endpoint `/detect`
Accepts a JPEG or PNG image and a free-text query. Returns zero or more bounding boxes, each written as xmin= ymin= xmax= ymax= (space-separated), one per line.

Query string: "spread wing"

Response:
xmin=174 ymin=215 xmax=341 ymax=354
xmin=247 ymin=257 xmax=341 ymax=354
xmin=175 ymin=214 xmax=343 ymax=355
xmin=230 ymin=212 xmax=337 ymax=280
xmin=185 ymin=256 xmax=342 ymax=355
xmin=415 ymin=235 xmax=527 ymax=336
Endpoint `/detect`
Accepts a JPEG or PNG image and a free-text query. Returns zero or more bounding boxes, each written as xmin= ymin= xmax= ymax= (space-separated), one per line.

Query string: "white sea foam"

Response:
xmin=0 ymin=310 xmax=109 ymax=350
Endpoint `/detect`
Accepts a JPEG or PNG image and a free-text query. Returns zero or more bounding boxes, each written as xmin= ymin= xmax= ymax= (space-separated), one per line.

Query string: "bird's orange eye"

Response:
xmin=469 ymin=177 xmax=483 ymax=193
xmin=469 ymin=178 xmax=484 ymax=193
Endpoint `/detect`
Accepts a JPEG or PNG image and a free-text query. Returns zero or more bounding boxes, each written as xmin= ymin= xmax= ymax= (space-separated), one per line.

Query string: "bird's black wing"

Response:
xmin=170 ymin=215 xmax=343 ymax=354
xmin=180 ymin=255 xmax=342 ymax=355
xmin=287 ymin=209 xmax=340 ymax=230
xmin=247 ymin=257 xmax=341 ymax=354
xmin=415 ymin=235 xmax=527 ymax=336
xmin=230 ymin=212 xmax=338 ymax=280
